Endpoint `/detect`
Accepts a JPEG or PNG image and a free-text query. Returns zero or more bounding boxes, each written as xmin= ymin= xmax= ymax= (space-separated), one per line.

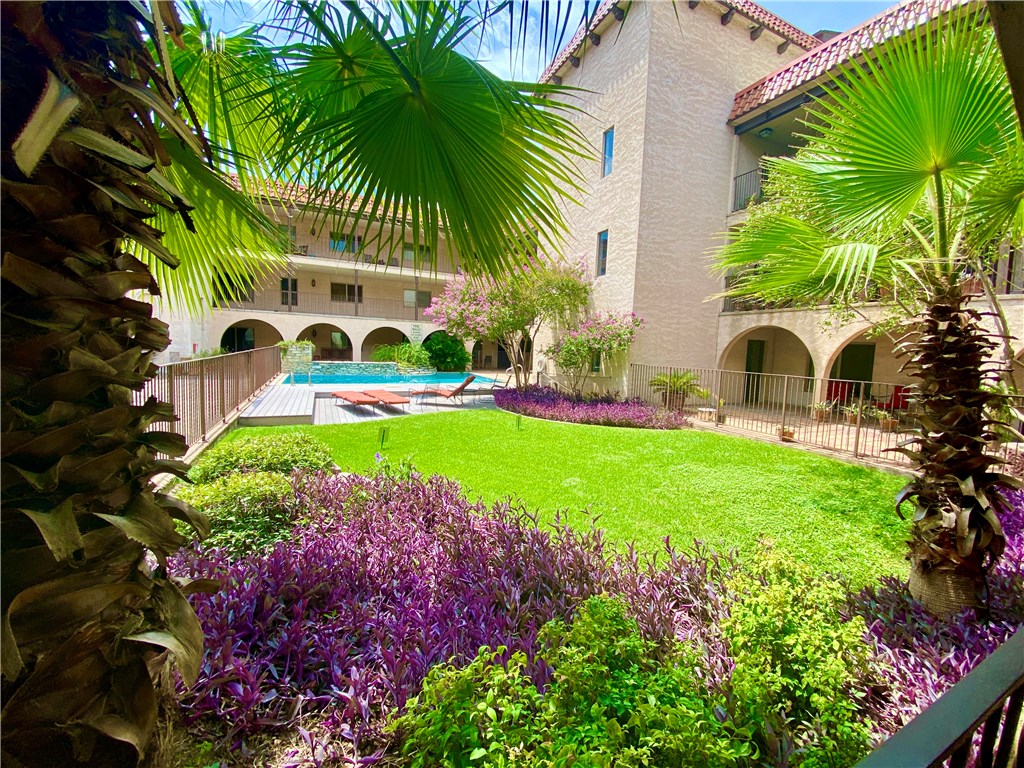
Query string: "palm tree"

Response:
xmin=0 ymin=1 xmax=591 ymax=764
xmin=714 ymin=5 xmax=1023 ymax=616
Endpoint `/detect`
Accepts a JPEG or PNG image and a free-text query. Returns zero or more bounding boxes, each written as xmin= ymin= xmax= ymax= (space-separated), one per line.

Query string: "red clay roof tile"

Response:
xmin=729 ymin=0 xmax=967 ymax=122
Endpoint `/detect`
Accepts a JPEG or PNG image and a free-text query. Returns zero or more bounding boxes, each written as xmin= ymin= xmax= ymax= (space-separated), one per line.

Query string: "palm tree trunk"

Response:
xmin=895 ymin=292 xmax=1010 ymax=616
xmin=2 ymin=3 xmax=206 ymax=765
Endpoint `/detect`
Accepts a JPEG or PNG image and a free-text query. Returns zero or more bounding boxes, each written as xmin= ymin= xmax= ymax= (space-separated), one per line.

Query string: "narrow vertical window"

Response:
xmin=596 ymin=230 xmax=608 ymax=277
xmin=602 ymin=127 xmax=614 ymax=177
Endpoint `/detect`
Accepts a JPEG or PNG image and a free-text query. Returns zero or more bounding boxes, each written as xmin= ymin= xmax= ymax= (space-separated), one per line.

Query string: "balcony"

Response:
xmin=219 ymin=290 xmax=426 ymax=321
xmin=731 ymin=168 xmax=765 ymax=212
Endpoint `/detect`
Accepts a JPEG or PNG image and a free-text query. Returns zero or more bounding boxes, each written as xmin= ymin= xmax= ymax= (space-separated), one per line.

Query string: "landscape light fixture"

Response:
xmin=758 ymin=127 xmax=774 ymax=138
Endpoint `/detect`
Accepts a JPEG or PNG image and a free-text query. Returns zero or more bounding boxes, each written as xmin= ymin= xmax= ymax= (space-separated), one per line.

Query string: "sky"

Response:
xmin=207 ymin=1 xmax=899 ymax=81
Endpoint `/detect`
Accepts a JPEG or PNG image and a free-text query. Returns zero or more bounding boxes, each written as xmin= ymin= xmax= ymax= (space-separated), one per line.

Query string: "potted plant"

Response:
xmin=648 ymin=370 xmax=708 ymax=411
xmin=715 ymin=398 xmax=727 ymax=424
xmin=870 ymin=407 xmax=899 ymax=432
xmin=777 ymin=425 xmax=795 ymax=442
xmin=810 ymin=400 xmax=833 ymax=422
xmin=841 ymin=403 xmax=863 ymax=425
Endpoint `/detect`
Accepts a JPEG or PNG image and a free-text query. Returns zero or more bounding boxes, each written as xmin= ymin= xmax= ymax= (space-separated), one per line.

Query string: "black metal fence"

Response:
xmin=731 ymin=167 xmax=765 ymax=212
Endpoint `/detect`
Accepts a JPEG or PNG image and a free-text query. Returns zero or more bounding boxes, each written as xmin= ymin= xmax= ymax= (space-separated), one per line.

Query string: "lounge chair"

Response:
xmin=332 ymin=391 xmax=380 ymax=407
xmin=411 ymin=375 xmax=476 ymax=405
xmin=363 ymin=389 xmax=410 ymax=410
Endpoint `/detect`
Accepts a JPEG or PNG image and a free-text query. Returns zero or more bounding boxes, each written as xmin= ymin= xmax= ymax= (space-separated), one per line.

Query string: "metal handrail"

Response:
xmin=132 ymin=346 xmax=281 ymax=448
xmin=855 ymin=629 xmax=1023 ymax=768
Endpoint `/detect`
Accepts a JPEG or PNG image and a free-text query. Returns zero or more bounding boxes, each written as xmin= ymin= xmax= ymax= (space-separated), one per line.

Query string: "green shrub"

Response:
xmin=188 ymin=432 xmax=333 ymax=483
xmin=370 ymin=342 xmax=432 ymax=369
xmin=422 ymin=332 xmax=470 ymax=372
xmin=723 ymin=549 xmax=874 ymax=767
xmin=392 ymin=596 xmax=751 ymax=767
xmin=176 ymin=471 xmax=295 ymax=554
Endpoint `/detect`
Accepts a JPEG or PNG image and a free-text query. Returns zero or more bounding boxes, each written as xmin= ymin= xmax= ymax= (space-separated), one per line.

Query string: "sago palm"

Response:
xmin=714 ymin=4 xmax=1024 ymax=615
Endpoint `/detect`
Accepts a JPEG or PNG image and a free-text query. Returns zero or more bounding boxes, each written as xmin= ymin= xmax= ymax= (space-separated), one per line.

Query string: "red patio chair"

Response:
xmin=410 ymin=375 xmax=476 ymax=405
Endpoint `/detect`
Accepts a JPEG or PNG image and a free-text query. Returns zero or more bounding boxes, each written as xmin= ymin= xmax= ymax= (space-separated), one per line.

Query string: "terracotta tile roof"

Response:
xmin=724 ymin=0 xmax=820 ymax=51
xmin=539 ymin=0 xmax=618 ymax=84
xmin=729 ymin=0 xmax=967 ymax=122
xmin=539 ymin=0 xmax=819 ymax=84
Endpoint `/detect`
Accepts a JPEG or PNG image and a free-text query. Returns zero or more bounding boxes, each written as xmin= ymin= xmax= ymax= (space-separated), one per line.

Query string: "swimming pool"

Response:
xmin=287 ymin=370 xmax=496 ymax=387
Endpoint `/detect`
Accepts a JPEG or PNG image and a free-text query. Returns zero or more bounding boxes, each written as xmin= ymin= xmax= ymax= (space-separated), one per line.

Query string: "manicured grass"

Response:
xmin=226 ymin=410 xmax=911 ymax=585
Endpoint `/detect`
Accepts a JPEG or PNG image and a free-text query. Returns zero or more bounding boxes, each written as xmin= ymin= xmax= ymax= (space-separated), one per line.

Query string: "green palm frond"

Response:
xmin=171 ymin=1 xmax=293 ymax=189
xmin=274 ymin=0 xmax=592 ymax=276
xmin=801 ymin=10 xmax=1016 ymax=240
xmin=967 ymin=132 xmax=1024 ymax=249
xmin=132 ymin=138 xmax=286 ymax=316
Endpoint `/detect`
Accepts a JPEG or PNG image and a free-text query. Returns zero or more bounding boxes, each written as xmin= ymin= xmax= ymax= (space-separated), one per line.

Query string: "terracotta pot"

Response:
xmin=813 ymin=410 xmax=829 ymax=422
xmin=845 ymin=412 xmax=859 ymax=425
xmin=878 ymin=418 xmax=899 ymax=432
xmin=777 ymin=428 xmax=795 ymax=442
xmin=908 ymin=565 xmax=983 ymax=618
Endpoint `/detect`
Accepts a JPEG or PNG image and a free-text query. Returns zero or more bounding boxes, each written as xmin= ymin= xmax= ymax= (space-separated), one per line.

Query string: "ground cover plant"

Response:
xmin=496 ymin=386 xmax=688 ymax=430
xmin=175 ymin=471 xmax=296 ymax=555
xmin=170 ymin=464 xmax=1023 ymax=766
xmin=225 ymin=411 xmax=910 ymax=584
xmin=188 ymin=432 xmax=334 ymax=483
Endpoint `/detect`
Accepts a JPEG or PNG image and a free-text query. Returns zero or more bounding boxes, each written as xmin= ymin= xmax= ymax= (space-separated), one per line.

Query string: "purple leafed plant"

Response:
xmin=171 ymin=470 xmax=733 ymax=755
xmin=495 ymin=386 xmax=689 ymax=429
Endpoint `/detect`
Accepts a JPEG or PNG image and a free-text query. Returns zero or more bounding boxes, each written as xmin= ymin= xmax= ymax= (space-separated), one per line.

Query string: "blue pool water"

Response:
xmin=288 ymin=369 xmax=495 ymax=387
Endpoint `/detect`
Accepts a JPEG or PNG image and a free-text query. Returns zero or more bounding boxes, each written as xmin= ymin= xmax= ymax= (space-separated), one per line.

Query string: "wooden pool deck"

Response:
xmin=238 ymin=382 xmax=498 ymax=427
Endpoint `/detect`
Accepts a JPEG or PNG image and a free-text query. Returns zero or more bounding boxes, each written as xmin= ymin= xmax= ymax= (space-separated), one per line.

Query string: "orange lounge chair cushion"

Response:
xmin=332 ymin=391 xmax=379 ymax=405
xmin=363 ymin=390 xmax=410 ymax=405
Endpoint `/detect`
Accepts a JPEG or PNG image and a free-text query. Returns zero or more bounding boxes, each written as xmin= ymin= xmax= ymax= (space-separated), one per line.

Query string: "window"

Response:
xmin=590 ymin=352 xmax=602 ymax=374
xmin=330 ymin=282 xmax=363 ymax=303
xmin=403 ymin=289 xmax=432 ymax=308
xmin=280 ymin=277 xmax=298 ymax=306
xmin=403 ymin=243 xmax=431 ymax=265
xmin=596 ymin=230 xmax=608 ymax=276
xmin=279 ymin=224 xmax=296 ymax=246
xmin=330 ymin=232 xmax=362 ymax=253
xmin=212 ymin=273 xmax=253 ymax=305
xmin=602 ymin=127 xmax=614 ymax=177
xmin=330 ymin=331 xmax=350 ymax=350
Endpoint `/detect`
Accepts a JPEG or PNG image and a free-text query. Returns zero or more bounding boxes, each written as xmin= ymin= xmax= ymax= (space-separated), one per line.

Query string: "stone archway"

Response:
xmin=360 ymin=326 xmax=409 ymax=361
xmin=219 ymin=319 xmax=283 ymax=353
xmin=297 ymin=323 xmax=353 ymax=361
xmin=718 ymin=326 xmax=814 ymax=407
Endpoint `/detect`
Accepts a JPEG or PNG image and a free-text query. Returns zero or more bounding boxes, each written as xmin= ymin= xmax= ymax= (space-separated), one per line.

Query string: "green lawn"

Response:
xmin=227 ymin=410 xmax=911 ymax=585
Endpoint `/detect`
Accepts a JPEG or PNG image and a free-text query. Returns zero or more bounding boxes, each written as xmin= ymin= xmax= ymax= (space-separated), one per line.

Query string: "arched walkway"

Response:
xmin=298 ymin=323 xmax=353 ymax=361
xmin=220 ymin=319 xmax=283 ymax=353
xmin=361 ymin=326 xmax=409 ymax=360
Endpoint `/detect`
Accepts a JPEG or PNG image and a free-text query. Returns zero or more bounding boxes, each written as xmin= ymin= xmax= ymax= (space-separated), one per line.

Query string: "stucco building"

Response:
xmin=540 ymin=0 xmax=1022 ymax=393
xmin=165 ymin=0 xmax=1022 ymax=392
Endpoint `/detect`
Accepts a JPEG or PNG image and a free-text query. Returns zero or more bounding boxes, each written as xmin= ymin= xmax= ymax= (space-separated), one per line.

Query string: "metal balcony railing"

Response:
xmin=219 ymin=290 xmax=424 ymax=321
xmin=731 ymin=168 xmax=765 ymax=212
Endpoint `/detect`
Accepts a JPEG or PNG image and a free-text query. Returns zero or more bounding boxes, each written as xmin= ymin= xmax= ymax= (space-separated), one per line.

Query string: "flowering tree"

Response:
xmin=548 ymin=312 xmax=644 ymax=396
xmin=424 ymin=261 xmax=590 ymax=389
